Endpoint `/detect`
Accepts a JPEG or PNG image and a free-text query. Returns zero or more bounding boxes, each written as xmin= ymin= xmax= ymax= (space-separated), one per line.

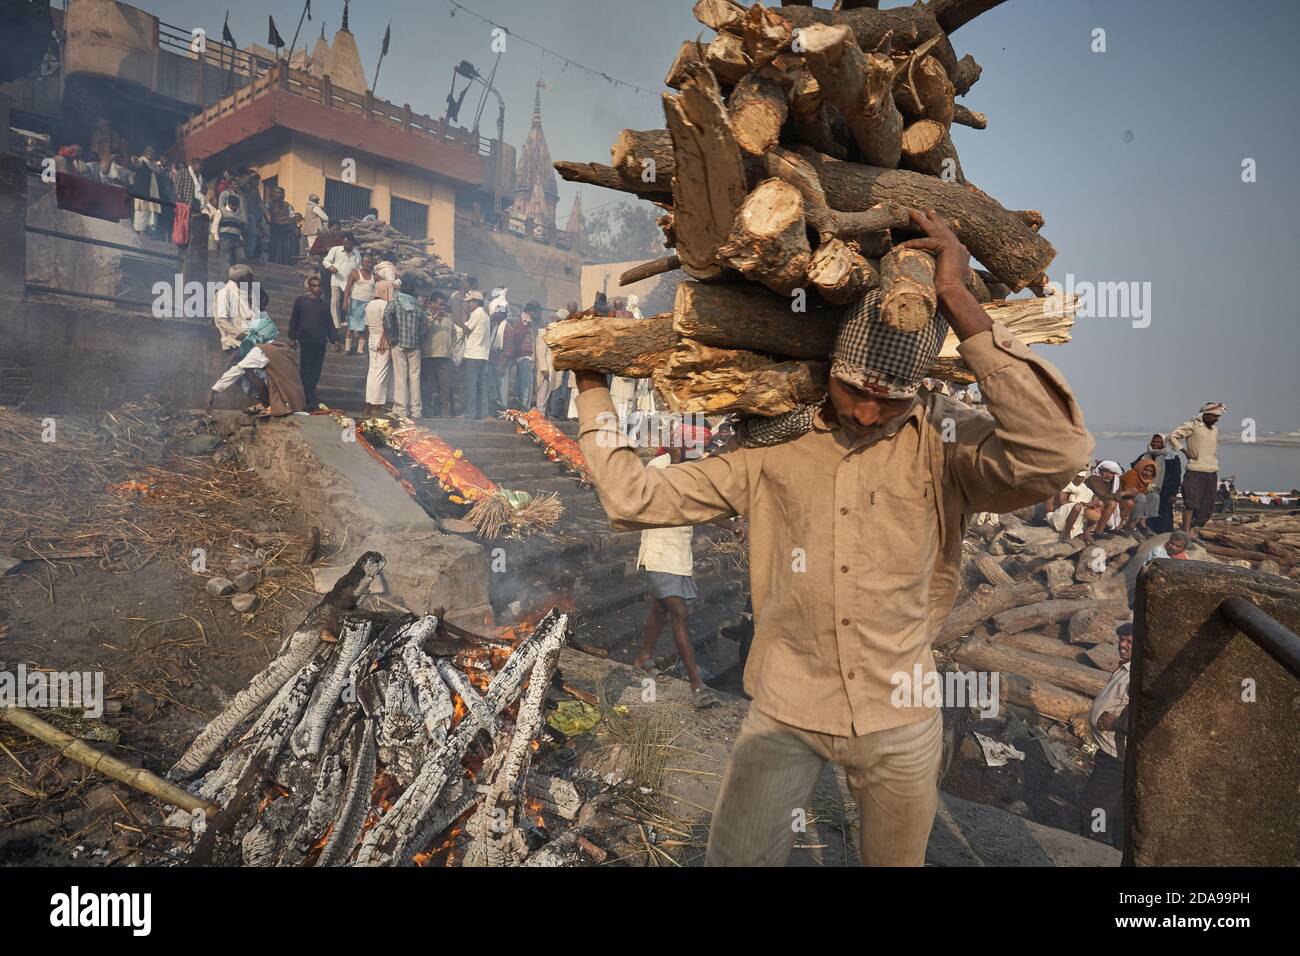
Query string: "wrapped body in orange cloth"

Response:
xmin=504 ymin=408 xmax=593 ymax=484
xmin=387 ymin=425 xmax=497 ymax=505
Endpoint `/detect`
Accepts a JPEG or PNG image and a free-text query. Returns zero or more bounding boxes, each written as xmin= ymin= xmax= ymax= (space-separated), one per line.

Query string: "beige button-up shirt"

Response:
xmin=1168 ymin=418 xmax=1219 ymax=474
xmin=576 ymin=323 xmax=1093 ymax=737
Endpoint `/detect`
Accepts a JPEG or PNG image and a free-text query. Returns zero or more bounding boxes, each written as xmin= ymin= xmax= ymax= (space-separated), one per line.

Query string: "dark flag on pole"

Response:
xmin=372 ymin=21 xmax=391 ymax=92
xmin=306 ymin=0 xmax=312 ymax=20
xmin=268 ymin=16 xmax=285 ymax=50
xmin=221 ymin=11 xmax=236 ymax=46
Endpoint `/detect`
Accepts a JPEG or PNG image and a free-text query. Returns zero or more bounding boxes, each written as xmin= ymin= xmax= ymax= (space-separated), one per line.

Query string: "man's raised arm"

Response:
xmin=574 ymin=372 xmax=748 ymax=530
xmin=901 ymin=210 xmax=1093 ymax=513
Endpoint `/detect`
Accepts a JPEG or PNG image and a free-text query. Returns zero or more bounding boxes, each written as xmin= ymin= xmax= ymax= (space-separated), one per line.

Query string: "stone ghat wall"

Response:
xmin=0 ymin=293 xmax=226 ymax=412
xmin=219 ymin=410 xmax=492 ymax=628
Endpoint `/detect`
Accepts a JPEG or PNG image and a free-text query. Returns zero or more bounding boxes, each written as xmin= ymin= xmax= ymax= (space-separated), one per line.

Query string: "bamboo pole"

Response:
xmin=1 ymin=708 xmax=218 ymax=818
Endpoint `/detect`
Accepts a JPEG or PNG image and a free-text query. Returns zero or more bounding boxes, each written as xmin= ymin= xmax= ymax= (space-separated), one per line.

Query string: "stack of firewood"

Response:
xmin=161 ymin=552 xmax=583 ymax=867
xmin=933 ymin=511 xmax=1300 ymax=735
xmin=1192 ymin=516 xmax=1300 ymax=578
xmin=936 ymin=513 xmax=1137 ymax=734
xmin=340 ymin=217 xmax=460 ymax=295
xmin=547 ymin=0 xmax=1076 ymax=417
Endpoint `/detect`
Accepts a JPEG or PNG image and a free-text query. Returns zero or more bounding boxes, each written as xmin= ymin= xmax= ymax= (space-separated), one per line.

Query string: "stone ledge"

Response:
xmin=237 ymin=413 xmax=491 ymax=627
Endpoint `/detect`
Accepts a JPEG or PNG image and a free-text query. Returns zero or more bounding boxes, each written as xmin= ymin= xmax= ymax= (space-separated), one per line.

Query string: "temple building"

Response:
xmin=508 ymin=85 xmax=559 ymax=237
xmin=564 ymin=190 xmax=586 ymax=247
xmin=2 ymin=0 xmax=583 ymax=305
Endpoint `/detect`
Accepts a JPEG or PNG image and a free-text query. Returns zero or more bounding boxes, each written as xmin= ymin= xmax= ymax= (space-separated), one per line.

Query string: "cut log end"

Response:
xmin=879 ymin=246 xmax=937 ymax=331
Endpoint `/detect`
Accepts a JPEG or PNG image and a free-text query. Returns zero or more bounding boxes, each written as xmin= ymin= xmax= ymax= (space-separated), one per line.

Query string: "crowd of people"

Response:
xmin=1045 ymin=402 xmax=1229 ymax=544
xmin=51 ymin=142 xmax=321 ymax=265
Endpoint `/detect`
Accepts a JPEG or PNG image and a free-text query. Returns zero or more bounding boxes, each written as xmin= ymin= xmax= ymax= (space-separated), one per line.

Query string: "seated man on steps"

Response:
xmin=570 ymin=210 xmax=1092 ymax=866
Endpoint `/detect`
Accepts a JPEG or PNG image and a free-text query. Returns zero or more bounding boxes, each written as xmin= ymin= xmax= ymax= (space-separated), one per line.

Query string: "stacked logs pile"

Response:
xmin=1192 ymin=514 xmax=1300 ymax=579
xmin=547 ymin=0 xmax=1075 ymax=417
xmin=936 ymin=513 xmax=1137 ymax=735
xmin=339 ymin=218 xmax=460 ymax=295
xmin=161 ymin=552 xmax=585 ymax=867
xmin=932 ymin=512 xmax=1271 ymax=735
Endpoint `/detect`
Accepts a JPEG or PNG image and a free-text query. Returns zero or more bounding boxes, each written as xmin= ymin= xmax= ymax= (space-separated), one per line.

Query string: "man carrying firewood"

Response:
xmin=572 ymin=210 xmax=1092 ymax=866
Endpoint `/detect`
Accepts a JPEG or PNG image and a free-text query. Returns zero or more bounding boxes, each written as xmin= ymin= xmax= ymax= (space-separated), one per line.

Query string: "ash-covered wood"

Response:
xmin=161 ymin=572 xmax=578 ymax=867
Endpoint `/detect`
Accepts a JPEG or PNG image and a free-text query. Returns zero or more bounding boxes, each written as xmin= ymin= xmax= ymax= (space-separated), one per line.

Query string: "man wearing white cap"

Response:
xmin=458 ymin=289 xmax=491 ymax=419
xmin=1169 ymin=402 xmax=1225 ymax=533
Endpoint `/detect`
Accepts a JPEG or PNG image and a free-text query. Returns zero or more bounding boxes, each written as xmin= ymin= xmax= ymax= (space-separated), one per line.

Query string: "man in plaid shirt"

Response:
xmin=383 ymin=276 xmax=428 ymax=419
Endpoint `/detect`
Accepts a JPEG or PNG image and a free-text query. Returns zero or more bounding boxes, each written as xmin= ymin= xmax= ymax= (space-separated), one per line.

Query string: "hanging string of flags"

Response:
xmin=444 ymin=0 xmax=660 ymax=98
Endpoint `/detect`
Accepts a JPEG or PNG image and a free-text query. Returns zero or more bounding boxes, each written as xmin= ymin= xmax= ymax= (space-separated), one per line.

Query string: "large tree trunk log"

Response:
xmin=716 ymin=178 xmax=812 ymax=295
xmin=666 ymin=39 xmax=706 ymax=89
xmin=611 ymin=129 xmax=675 ymax=189
xmin=878 ymin=246 xmax=937 ymax=331
xmin=936 ymin=580 xmax=1048 ymax=645
xmin=556 ymin=282 xmax=1073 ymax=386
xmin=992 ymin=598 xmax=1128 ymax=635
xmin=994 ymin=628 xmax=1085 ymax=661
xmin=694 ymin=0 xmax=745 ymax=33
xmin=804 ymin=149 xmax=1055 ymax=289
xmin=799 ymin=23 xmax=902 ymax=168
xmin=763 ymin=146 xmax=911 ymax=241
xmin=899 ymin=119 xmax=965 ymax=183
xmin=998 ymin=672 xmax=1092 ymax=723
xmin=740 ymin=3 xmax=794 ymax=68
xmin=545 ymin=313 xmax=678 ymax=376
xmin=655 ymin=339 xmax=827 ymax=416
xmin=1066 ymin=606 xmax=1127 ymax=646
xmin=971 ymin=553 xmax=1016 ymax=587
xmin=728 ymin=67 xmax=789 ymax=156
xmin=674 ymin=280 xmax=839 ymax=360
xmin=554 ymin=160 xmax=672 ymax=201
xmin=955 ymin=636 xmax=1110 ymax=697
xmin=664 ymin=61 xmax=749 ymax=280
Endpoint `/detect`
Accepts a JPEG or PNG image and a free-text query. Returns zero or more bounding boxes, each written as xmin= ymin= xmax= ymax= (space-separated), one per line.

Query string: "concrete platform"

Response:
xmin=237 ymin=413 xmax=492 ymax=625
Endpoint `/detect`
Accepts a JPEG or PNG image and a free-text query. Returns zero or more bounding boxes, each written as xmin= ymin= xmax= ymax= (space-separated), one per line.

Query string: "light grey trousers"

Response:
xmin=706 ymin=707 xmax=943 ymax=867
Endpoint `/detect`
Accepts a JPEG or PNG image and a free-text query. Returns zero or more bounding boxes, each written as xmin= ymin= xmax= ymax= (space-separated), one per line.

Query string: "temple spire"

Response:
xmin=341 ymin=0 xmax=350 ymax=33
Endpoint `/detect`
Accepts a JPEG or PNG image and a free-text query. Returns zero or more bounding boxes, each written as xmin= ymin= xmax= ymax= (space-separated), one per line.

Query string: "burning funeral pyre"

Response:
xmin=162 ymin=551 xmax=582 ymax=866
xmin=350 ymin=415 xmax=564 ymax=540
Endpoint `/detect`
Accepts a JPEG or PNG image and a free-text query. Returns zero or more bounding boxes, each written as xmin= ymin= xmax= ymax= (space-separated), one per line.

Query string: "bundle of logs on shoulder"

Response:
xmin=548 ymin=0 xmax=1076 ymax=417
xmin=160 ymin=552 xmax=586 ymax=867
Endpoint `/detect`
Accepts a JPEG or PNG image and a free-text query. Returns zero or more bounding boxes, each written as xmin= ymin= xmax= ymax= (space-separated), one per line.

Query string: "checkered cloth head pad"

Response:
xmin=736 ymin=289 xmax=948 ymax=447
xmin=830 ymin=289 xmax=949 ymax=399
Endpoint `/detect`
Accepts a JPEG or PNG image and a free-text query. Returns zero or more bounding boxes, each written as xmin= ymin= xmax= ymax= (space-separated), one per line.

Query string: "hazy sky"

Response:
xmin=135 ymin=0 xmax=1300 ymax=432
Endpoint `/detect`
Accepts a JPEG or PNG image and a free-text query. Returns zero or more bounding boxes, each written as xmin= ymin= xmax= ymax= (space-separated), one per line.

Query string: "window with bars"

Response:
xmin=390 ymin=196 xmax=429 ymax=240
xmin=324 ymin=178 xmax=373 ymax=224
